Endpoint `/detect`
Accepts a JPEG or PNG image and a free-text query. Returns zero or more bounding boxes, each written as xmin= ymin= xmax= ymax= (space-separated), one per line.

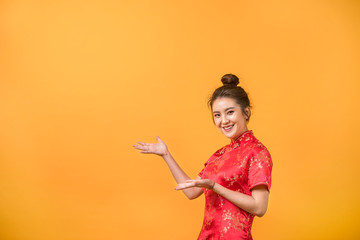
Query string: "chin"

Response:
xmin=226 ymin=132 xmax=242 ymax=141
xmin=222 ymin=131 xmax=236 ymax=140
xmin=219 ymin=126 xmax=241 ymax=140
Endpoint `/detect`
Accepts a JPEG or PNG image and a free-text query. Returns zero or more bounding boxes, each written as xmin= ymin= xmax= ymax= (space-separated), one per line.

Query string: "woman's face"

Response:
xmin=212 ymin=97 xmax=249 ymax=141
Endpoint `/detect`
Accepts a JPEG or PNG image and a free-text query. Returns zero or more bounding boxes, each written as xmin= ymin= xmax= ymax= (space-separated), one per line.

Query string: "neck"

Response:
xmin=231 ymin=128 xmax=249 ymax=143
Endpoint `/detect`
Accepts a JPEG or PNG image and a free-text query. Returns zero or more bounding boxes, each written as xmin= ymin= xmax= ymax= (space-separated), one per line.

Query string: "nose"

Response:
xmin=221 ymin=115 xmax=229 ymax=125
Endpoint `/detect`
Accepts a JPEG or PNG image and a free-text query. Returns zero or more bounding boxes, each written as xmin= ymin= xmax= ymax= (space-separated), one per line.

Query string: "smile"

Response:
xmin=223 ymin=125 xmax=234 ymax=132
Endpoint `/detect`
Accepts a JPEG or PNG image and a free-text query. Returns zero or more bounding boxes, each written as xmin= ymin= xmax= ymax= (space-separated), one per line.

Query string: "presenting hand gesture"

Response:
xmin=175 ymin=179 xmax=215 ymax=191
xmin=133 ymin=136 xmax=168 ymax=156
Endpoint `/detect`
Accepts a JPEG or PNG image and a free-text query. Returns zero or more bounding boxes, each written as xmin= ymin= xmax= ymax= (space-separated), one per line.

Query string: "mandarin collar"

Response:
xmin=230 ymin=130 xmax=253 ymax=149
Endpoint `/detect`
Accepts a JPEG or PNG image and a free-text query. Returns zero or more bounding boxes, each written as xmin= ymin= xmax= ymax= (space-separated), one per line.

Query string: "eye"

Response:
xmin=213 ymin=113 xmax=220 ymax=118
xmin=227 ymin=110 xmax=234 ymax=115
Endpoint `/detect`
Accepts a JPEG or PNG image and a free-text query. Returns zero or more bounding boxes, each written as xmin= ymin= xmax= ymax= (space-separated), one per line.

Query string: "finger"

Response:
xmin=156 ymin=136 xmax=164 ymax=143
xmin=175 ymin=184 xmax=190 ymax=190
xmin=175 ymin=182 xmax=196 ymax=190
xmin=137 ymin=142 xmax=150 ymax=146
xmin=133 ymin=144 xmax=143 ymax=148
xmin=175 ymin=185 xmax=193 ymax=190
xmin=133 ymin=145 xmax=143 ymax=150
xmin=133 ymin=145 xmax=147 ymax=150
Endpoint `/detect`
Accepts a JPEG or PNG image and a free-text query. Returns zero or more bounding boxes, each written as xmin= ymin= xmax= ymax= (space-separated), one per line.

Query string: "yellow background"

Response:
xmin=1 ymin=1 xmax=359 ymax=239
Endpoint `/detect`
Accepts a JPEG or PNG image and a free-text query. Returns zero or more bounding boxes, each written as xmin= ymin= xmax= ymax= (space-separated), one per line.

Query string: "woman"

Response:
xmin=133 ymin=74 xmax=273 ymax=239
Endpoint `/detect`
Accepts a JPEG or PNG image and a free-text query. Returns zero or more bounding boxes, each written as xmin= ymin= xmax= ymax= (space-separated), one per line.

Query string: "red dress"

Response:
xmin=198 ymin=130 xmax=272 ymax=240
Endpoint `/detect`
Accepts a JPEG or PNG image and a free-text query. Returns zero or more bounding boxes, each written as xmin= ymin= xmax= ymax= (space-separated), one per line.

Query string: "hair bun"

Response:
xmin=221 ymin=74 xmax=239 ymax=86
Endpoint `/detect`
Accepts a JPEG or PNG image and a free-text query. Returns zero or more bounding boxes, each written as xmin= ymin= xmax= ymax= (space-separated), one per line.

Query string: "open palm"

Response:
xmin=133 ymin=136 xmax=168 ymax=156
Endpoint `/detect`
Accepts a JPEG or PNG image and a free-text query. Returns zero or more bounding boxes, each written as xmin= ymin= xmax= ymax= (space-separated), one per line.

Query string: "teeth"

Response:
xmin=224 ymin=126 xmax=233 ymax=130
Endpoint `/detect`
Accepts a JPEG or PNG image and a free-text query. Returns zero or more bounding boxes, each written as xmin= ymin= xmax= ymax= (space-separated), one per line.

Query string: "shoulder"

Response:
xmin=246 ymin=135 xmax=272 ymax=161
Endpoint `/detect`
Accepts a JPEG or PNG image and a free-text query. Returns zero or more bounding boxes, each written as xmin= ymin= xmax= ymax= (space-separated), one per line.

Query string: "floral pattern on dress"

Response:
xmin=198 ymin=130 xmax=273 ymax=240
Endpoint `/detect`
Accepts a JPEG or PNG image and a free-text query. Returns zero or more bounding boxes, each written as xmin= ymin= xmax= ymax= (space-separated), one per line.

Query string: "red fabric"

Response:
xmin=198 ymin=130 xmax=272 ymax=240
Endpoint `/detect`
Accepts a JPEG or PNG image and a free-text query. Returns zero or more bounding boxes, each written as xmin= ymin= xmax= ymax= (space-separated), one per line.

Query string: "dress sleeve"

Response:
xmin=248 ymin=148 xmax=273 ymax=191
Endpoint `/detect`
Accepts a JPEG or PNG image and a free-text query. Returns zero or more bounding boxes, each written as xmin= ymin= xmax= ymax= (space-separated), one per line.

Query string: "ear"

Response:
xmin=243 ymin=107 xmax=251 ymax=120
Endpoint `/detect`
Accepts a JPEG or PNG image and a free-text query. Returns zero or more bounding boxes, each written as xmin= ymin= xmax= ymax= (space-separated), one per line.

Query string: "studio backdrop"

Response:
xmin=1 ymin=1 xmax=359 ymax=239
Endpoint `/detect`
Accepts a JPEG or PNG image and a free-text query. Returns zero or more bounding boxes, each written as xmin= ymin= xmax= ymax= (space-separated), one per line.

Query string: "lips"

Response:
xmin=223 ymin=125 xmax=234 ymax=132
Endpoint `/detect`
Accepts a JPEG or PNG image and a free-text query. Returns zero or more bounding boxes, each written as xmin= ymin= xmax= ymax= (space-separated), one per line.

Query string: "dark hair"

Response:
xmin=208 ymin=74 xmax=251 ymax=121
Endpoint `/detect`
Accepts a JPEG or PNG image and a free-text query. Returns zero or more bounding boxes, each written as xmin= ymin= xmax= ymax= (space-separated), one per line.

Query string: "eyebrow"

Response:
xmin=213 ymin=107 xmax=235 ymax=113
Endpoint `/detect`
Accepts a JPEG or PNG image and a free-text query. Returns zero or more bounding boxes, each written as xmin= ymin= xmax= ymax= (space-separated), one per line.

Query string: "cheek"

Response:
xmin=214 ymin=118 xmax=221 ymax=127
xmin=232 ymin=113 xmax=243 ymax=123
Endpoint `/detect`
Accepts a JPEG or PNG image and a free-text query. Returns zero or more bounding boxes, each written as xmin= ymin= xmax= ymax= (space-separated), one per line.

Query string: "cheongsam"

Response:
xmin=198 ymin=130 xmax=272 ymax=240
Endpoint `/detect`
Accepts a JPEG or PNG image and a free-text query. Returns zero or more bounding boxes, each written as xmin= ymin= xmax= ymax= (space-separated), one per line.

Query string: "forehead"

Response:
xmin=212 ymin=97 xmax=240 ymax=111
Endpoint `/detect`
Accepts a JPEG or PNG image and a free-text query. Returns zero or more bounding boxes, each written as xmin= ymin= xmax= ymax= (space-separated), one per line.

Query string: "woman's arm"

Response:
xmin=176 ymin=180 xmax=269 ymax=217
xmin=213 ymin=184 xmax=269 ymax=217
xmin=162 ymin=152 xmax=203 ymax=199
xmin=133 ymin=137 xmax=203 ymax=200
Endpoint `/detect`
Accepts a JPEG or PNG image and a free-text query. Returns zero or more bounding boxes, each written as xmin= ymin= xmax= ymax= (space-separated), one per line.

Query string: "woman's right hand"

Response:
xmin=133 ymin=136 xmax=168 ymax=156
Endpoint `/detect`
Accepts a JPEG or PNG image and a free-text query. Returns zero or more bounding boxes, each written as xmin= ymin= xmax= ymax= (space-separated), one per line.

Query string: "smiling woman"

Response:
xmin=133 ymin=74 xmax=273 ymax=240
xmin=212 ymin=98 xmax=249 ymax=141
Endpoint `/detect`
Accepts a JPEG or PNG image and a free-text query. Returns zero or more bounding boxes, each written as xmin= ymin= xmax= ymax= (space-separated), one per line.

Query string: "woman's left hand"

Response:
xmin=175 ymin=179 xmax=215 ymax=190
